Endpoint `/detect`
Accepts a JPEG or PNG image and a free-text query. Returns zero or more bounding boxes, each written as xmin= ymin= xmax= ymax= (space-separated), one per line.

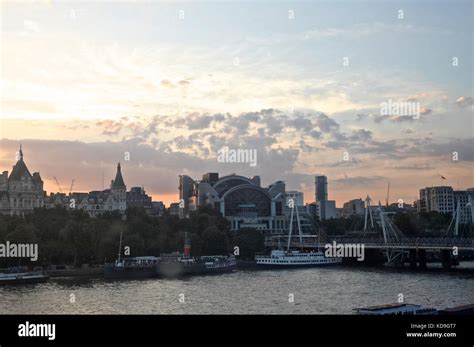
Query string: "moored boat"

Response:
xmin=255 ymin=203 xmax=342 ymax=268
xmin=104 ymin=256 xmax=159 ymax=279
xmin=157 ymin=252 xmax=236 ymax=277
xmin=255 ymin=249 xmax=341 ymax=268
xmin=0 ymin=271 xmax=49 ymax=285
xmin=354 ymin=303 xmax=438 ymax=315
xmin=104 ymin=230 xmax=160 ymax=279
xmin=157 ymin=232 xmax=236 ymax=277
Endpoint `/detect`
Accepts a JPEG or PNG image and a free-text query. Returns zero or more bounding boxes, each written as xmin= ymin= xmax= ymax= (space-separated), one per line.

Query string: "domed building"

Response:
xmin=179 ymin=173 xmax=288 ymax=234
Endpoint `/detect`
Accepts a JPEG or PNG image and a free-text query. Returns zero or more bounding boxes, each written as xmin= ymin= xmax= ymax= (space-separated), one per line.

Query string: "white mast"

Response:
xmin=287 ymin=205 xmax=294 ymax=251
xmin=295 ymin=204 xmax=303 ymax=244
xmin=364 ymin=195 xmax=374 ymax=231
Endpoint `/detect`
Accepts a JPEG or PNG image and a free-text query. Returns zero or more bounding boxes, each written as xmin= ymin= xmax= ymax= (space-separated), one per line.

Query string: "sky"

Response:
xmin=0 ymin=0 xmax=473 ymax=207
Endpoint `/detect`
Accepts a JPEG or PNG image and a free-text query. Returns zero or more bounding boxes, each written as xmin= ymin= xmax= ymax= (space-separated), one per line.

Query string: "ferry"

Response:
xmin=256 ymin=249 xmax=341 ymax=267
xmin=104 ymin=256 xmax=159 ymax=279
xmin=354 ymin=303 xmax=438 ymax=315
xmin=0 ymin=271 xmax=49 ymax=285
xmin=255 ymin=204 xmax=342 ymax=268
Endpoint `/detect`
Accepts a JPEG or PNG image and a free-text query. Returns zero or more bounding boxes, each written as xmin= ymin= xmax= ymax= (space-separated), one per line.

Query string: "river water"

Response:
xmin=1 ymin=264 xmax=473 ymax=314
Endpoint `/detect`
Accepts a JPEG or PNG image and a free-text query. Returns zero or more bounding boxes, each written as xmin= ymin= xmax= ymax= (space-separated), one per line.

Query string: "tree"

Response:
xmin=200 ymin=226 xmax=231 ymax=255
xmin=232 ymin=228 xmax=264 ymax=260
xmin=393 ymin=212 xmax=418 ymax=236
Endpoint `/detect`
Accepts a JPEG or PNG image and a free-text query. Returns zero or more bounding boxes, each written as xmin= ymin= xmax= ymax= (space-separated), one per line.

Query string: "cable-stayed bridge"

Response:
xmin=264 ymin=196 xmax=474 ymax=267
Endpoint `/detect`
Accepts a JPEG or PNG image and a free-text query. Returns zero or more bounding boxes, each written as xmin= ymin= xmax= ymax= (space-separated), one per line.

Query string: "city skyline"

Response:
xmin=1 ymin=1 xmax=473 ymax=206
xmin=0 ymin=143 xmax=471 ymax=208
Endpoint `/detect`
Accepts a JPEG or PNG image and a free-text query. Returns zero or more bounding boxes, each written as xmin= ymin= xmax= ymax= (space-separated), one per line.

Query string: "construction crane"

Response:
xmin=385 ymin=181 xmax=390 ymax=207
xmin=53 ymin=176 xmax=63 ymax=193
xmin=69 ymin=179 xmax=75 ymax=195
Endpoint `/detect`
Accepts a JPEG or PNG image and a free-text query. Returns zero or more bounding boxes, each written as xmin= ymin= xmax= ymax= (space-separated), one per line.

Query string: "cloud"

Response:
xmin=160 ymin=80 xmax=175 ymax=88
xmin=180 ymin=113 xmax=226 ymax=130
xmin=96 ymin=120 xmax=124 ymax=136
xmin=348 ymin=129 xmax=372 ymax=141
xmin=315 ymin=113 xmax=339 ymax=132
xmin=248 ymin=22 xmax=451 ymax=45
xmin=390 ymin=163 xmax=434 ymax=171
xmin=326 ymin=158 xmax=363 ymax=167
xmin=332 ymin=175 xmax=386 ymax=188
xmin=455 ymin=96 xmax=474 ymax=108
xmin=419 ymin=138 xmax=474 ymax=161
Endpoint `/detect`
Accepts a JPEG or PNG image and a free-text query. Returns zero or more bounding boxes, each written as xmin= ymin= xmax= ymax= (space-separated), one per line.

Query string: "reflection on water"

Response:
xmin=1 ymin=265 xmax=473 ymax=314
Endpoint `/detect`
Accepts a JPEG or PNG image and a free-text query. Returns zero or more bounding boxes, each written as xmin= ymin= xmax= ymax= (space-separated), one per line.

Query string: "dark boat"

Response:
xmin=156 ymin=232 xmax=236 ymax=277
xmin=0 ymin=271 xmax=49 ymax=285
xmin=104 ymin=256 xmax=159 ymax=279
xmin=104 ymin=230 xmax=160 ymax=279
xmin=157 ymin=253 xmax=236 ymax=277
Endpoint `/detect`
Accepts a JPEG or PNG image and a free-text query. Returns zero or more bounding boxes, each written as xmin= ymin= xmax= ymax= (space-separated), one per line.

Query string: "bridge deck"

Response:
xmin=264 ymin=237 xmax=474 ymax=251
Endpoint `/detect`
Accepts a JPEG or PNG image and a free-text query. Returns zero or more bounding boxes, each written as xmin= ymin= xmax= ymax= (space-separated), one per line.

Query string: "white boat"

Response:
xmin=256 ymin=249 xmax=341 ymax=267
xmin=255 ymin=203 xmax=341 ymax=267
xmin=0 ymin=271 xmax=49 ymax=285
xmin=354 ymin=303 xmax=438 ymax=315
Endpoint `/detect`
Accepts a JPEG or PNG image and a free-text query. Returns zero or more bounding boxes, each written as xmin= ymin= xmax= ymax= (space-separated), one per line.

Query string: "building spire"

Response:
xmin=19 ymin=143 xmax=23 ymax=161
xmin=111 ymin=162 xmax=126 ymax=188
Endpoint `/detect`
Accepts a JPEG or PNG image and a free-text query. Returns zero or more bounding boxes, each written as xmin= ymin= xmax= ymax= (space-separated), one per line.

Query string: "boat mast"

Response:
xmin=287 ymin=205 xmax=294 ymax=251
xmin=118 ymin=230 xmax=123 ymax=263
xmin=295 ymin=204 xmax=303 ymax=251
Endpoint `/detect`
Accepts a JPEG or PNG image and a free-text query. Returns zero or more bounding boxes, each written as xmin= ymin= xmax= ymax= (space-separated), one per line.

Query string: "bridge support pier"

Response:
xmin=409 ymin=249 xmax=417 ymax=269
xmin=441 ymin=250 xmax=453 ymax=269
xmin=418 ymin=249 xmax=427 ymax=269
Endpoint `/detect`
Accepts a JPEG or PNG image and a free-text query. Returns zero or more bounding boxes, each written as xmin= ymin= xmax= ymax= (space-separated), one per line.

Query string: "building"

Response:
xmin=151 ymin=201 xmax=165 ymax=216
xmin=286 ymin=191 xmax=304 ymax=207
xmin=127 ymin=187 xmax=152 ymax=211
xmin=306 ymin=202 xmax=318 ymax=217
xmin=342 ymin=198 xmax=365 ymax=217
xmin=313 ymin=174 xmax=336 ymax=220
xmin=179 ymin=174 xmax=195 ymax=217
xmin=318 ymin=200 xmax=337 ymax=220
xmin=315 ymin=175 xmax=328 ymax=202
xmin=44 ymin=163 xmax=128 ymax=217
xmin=179 ymin=173 xmax=288 ymax=234
xmin=168 ymin=202 xmax=181 ymax=216
xmin=417 ymin=186 xmax=473 ymax=224
xmin=0 ymin=145 xmax=44 ymax=216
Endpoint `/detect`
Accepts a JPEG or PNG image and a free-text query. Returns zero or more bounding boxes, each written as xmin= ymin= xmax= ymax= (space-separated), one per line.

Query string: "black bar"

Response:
xmin=0 ymin=315 xmax=473 ymax=346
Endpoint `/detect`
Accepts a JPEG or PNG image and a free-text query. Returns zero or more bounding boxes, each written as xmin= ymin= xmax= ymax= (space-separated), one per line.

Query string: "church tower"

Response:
xmin=110 ymin=163 xmax=126 ymax=212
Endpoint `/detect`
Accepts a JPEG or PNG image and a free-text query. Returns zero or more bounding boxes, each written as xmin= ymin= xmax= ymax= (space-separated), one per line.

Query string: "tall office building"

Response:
xmin=315 ymin=175 xmax=328 ymax=202
xmin=314 ymin=175 xmax=336 ymax=220
xmin=178 ymin=175 xmax=195 ymax=217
